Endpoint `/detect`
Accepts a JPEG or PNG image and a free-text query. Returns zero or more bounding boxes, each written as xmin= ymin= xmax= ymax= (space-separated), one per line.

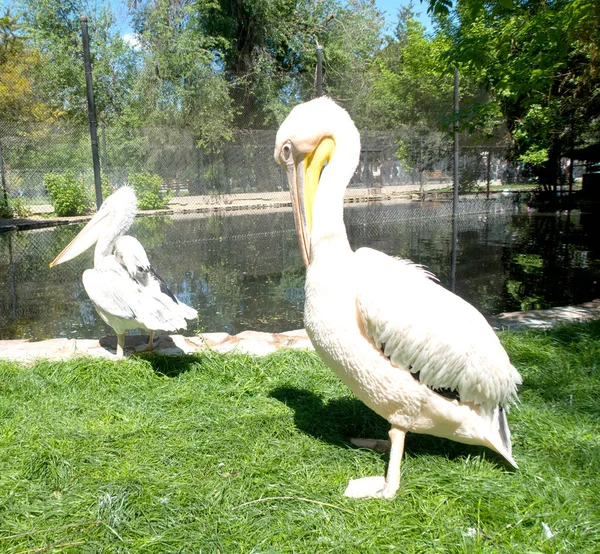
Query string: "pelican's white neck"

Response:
xmin=309 ymin=122 xmax=360 ymax=263
xmin=94 ymin=229 xmax=120 ymax=266
xmin=92 ymin=187 xmax=137 ymax=266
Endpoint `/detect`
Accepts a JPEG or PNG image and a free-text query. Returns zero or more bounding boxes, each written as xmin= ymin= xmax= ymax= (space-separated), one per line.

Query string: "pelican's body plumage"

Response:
xmin=51 ymin=187 xmax=197 ymax=356
xmin=275 ymin=97 xmax=521 ymax=498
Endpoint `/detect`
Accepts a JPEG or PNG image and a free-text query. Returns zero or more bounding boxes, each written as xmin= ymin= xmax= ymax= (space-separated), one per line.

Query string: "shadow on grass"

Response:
xmin=141 ymin=348 xmax=244 ymax=379
xmin=270 ymin=386 xmax=389 ymax=447
xmin=130 ymin=349 xmax=223 ymax=378
xmin=100 ymin=334 xmax=203 ymax=358
xmin=142 ymin=354 xmax=200 ymax=377
xmin=270 ymin=386 xmax=511 ymax=466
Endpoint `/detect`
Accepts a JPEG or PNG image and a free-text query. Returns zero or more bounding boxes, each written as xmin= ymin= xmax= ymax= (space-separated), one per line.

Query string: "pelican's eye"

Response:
xmin=281 ymin=141 xmax=292 ymax=163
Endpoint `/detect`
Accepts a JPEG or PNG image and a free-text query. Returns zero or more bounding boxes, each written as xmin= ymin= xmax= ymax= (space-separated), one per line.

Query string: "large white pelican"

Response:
xmin=50 ymin=186 xmax=197 ymax=357
xmin=275 ymin=97 xmax=522 ymax=499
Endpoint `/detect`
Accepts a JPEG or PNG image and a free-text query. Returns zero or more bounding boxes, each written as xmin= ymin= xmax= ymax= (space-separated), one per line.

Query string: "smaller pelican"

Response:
xmin=50 ymin=186 xmax=197 ymax=357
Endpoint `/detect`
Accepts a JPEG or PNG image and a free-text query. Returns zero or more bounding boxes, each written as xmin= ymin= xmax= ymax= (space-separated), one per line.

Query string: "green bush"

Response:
xmin=129 ymin=171 xmax=170 ymax=210
xmin=0 ymin=196 xmax=11 ymax=218
xmin=43 ymin=172 xmax=92 ymax=217
xmin=1 ymin=175 xmax=31 ymax=218
xmin=7 ymin=196 xmax=32 ymax=218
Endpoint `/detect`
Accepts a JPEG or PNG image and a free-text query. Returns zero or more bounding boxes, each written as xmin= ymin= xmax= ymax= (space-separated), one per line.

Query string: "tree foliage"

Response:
xmin=126 ymin=0 xmax=234 ymax=148
xmin=14 ymin=0 xmax=139 ymax=124
xmin=3 ymin=0 xmax=598 ymax=195
xmin=438 ymin=0 xmax=600 ymax=188
xmin=128 ymin=0 xmax=384 ymax=131
xmin=368 ymin=8 xmax=454 ymax=130
xmin=0 ymin=10 xmax=56 ymax=122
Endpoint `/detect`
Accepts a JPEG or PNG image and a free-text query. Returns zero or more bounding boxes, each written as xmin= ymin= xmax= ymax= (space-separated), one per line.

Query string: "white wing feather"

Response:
xmin=83 ymin=257 xmax=191 ymax=333
xmin=355 ymin=247 xmax=522 ymax=408
xmin=82 ymin=267 xmax=137 ymax=322
xmin=114 ymin=235 xmax=198 ymax=321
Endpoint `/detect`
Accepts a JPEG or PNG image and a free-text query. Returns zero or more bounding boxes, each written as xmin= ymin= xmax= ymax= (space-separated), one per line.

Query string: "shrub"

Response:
xmin=0 ymin=196 xmax=11 ymax=218
xmin=0 ymin=176 xmax=31 ymax=218
xmin=6 ymin=196 xmax=32 ymax=218
xmin=129 ymin=171 xmax=170 ymax=210
xmin=44 ymin=172 xmax=92 ymax=217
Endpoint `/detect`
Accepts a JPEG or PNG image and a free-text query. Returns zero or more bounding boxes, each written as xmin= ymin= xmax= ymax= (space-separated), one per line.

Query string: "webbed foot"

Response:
xmin=345 ymin=427 xmax=406 ymax=499
xmin=344 ymin=476 xmax=392 ymax=499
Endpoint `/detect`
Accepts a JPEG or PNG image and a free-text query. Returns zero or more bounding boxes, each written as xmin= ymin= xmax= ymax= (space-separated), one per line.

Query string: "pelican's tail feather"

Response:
xmin=175 ymin=300 xmax=198 ymax=321
xmin=483 ymin=405 xmax=518 ymax=469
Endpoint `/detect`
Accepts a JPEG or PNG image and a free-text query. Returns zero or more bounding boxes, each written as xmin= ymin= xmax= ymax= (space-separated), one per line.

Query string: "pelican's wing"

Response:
xmin=354 ymin=247 xmax=521 ymax=407
xmin=83 ymin=259 xmax=191 ymax=332
xmin=82 ymin=267 xmax=137 ymax=321
xmin=115 ymin=235 xmax=197 ymax=320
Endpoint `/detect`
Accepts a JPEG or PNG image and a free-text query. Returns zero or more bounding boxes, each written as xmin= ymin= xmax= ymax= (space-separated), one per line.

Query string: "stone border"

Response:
xmin=0 ymin=329 xmax=313 ymax=364
xmin=1 ymin=300 xmax=599 ymax=364
xmin=487 ymin=299 xmax=600 ymax=331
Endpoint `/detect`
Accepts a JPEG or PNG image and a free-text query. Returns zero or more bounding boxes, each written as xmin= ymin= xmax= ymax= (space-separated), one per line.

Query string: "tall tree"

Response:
xmin=129 ymin=0 xmax=384 ymax=128
xmin=0 ymin=10 xmax=55 ymax=122
xmin=14 ymin=0 xmax=139 ymax=123
xmin=368 ymin=7 xmax=454 ymax=130
xmin=437 ymin=0 xmax=600 ymax=189
xmin=310 ymin=0 xmax=385 ymax=127
xmin=126 ymin=0 xmax=234 ymax=148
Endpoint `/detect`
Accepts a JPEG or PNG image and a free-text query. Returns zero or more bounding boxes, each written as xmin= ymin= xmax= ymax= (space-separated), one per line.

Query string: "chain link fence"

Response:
xmin=0 ymin=99 xmax=547 ymax=341
xmin=0 ymin=118 xmax=526 ymax=218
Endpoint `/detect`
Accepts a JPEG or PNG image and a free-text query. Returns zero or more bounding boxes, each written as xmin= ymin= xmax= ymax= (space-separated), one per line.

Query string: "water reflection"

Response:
xmin=1 ymin=200 xmax=599 ymax=341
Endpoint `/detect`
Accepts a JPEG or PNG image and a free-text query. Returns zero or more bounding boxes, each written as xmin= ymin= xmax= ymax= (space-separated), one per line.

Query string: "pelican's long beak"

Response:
xmin=283 ymin=137 xmax=335 ymax=267
xmin=49 ymin=208 xmax=113 ymax=267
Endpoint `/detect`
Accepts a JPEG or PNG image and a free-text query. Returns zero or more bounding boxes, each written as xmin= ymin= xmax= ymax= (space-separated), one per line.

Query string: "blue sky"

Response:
xmin=2 ymin=0 xmax=433 ymax=38
xmin=112 ymin=0 xmax=434 ymax=39
xmin=376 ymin=0 xmax=434 ymax=34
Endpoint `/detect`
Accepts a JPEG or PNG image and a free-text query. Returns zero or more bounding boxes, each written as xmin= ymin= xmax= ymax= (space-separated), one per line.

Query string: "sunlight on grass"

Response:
xmin=1 ymin=323 xmax=599 ymax=552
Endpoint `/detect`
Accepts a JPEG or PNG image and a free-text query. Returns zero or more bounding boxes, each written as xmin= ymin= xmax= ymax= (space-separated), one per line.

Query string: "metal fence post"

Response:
xmin=451 ymin=66 xmax=460 ymax=292
xmin=486 ymin=149 xmax=491 ymax=199
xmin=80 ymin=15 xmax=103 ymax=209
xmin=453 ymin=66 xmax=459 ymax=218
xmin=0 ymin=139 xmax=8 ymax=206
xmin=363 ymin=129 xmax=369 ymax=187
xmin=101 ymin=122 xmax=108 ymax=173
xmin=195 ymin=137 xmax=203 ymax=195
xmin=316 ymin=45 xmax=323 ymax=97
xmin=419 ymin=123 xmax=424 ymax=201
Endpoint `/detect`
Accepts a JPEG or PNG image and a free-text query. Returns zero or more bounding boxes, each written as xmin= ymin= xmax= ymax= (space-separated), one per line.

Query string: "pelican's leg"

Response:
xmin=381 ymin=427 xmax=406 ymax=498
xmin=344 ymin=426 xmax=406 ymax=499
xmin=144 ymin=329 xmax=155 ymax=352
xmin=116 ymin=334 xmax=125 ymax=358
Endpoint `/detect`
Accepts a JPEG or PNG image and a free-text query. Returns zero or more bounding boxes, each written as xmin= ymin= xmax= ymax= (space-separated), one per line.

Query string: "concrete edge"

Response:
xmin=1 ymin=299 xmax=599 ymax=364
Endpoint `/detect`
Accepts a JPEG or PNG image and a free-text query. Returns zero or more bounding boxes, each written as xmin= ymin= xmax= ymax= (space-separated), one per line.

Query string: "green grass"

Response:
xmin=1 ymin=322 xmax=599 ymax=553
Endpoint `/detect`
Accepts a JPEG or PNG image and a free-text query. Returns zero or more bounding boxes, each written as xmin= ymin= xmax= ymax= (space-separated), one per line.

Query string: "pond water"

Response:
xmin=1 ymin=198 xmax=599 ymax=341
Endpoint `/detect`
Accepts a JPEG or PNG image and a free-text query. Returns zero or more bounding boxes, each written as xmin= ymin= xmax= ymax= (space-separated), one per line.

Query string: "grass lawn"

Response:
xmin=1 ymin=322 xmax=599 ymax=553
